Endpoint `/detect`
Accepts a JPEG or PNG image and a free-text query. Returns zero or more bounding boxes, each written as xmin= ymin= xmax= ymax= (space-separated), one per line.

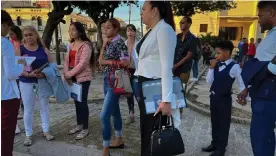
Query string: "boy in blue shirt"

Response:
xmin=202 ymin=41 xmax=245 ymax=156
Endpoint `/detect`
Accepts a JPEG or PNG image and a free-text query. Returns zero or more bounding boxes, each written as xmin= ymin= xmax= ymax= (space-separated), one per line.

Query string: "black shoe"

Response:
xmin=209 ymin=151 xmax=225 ymax=156
xmin=109 ymin=143 xmax=124 ymax=149
xmin=202 ymin=144 xmax=216 ymax=152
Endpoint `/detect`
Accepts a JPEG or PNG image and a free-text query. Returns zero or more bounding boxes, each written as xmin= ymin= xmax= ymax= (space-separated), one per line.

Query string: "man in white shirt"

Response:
xmin=237 ymin=1 xmax=276 ymax=156
xmin=1 ymin=10 xmax=26 ymax=156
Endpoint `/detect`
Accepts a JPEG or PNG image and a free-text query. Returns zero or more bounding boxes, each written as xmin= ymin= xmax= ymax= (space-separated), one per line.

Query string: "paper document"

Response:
xmin=15 ymin=56 xmax=36 ymax=66
xmin=71 ymin=83 xmax=82 ymax=102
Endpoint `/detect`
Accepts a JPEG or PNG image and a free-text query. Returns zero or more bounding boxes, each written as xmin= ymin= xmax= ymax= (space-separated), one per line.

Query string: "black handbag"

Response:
xmin=150 ymin=115 xmax=185 ymax=156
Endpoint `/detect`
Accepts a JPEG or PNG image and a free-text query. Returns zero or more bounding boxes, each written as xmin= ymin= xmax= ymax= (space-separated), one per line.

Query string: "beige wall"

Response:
xmin=227 ymin=1 xmax=258 ymax=17
xmin=174 ymin=12 xmax=219 ymax=36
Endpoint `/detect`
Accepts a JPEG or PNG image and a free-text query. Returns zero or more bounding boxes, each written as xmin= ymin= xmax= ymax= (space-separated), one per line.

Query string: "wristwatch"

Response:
xmin=271 ymin=55 xmax=276 ymax=64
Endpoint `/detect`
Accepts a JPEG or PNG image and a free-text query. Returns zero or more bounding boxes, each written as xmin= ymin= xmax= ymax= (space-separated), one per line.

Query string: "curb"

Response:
xmin=185 ymin=66 xmax=251 ymax=125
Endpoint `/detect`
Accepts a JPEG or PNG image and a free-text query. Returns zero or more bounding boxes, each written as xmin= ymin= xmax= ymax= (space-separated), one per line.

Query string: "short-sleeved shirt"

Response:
xmin=255 ymin=26 xmax=276 ymax=61
xmin=174 ymin=31 xmax=197 ymax=75
xmin=103 ymin=35 xmax=129 ymax=72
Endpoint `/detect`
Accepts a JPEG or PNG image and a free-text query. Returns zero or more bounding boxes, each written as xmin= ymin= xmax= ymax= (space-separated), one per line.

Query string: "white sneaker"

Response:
xmin=15 ymin=124 xmax=20 ymax=134
xmin=193 ymin=78 xmax=198 ymax=82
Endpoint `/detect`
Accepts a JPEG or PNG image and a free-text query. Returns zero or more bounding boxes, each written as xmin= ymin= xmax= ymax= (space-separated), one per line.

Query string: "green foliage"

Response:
xmin=199 ymin=33 xmax=224 ymax=48
xmin=87 ymin=28 xmax=97 ymax=36
xmin=171 ymin=1 xmax=236 ymax=17
xmin=118 ymin=26 xmax=127 ymax=40
xmin=73 ymin=1 xmax=138 ymax=24
xmin=73 ymin=1 xmax=138 ymax=47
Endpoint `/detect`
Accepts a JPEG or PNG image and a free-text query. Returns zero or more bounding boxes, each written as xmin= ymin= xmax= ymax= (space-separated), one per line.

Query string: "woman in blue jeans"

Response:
xmin=98 ymin=18 xmax=129 ymax=156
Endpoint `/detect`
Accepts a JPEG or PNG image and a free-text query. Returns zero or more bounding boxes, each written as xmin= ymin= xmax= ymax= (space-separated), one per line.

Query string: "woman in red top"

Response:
xmin=64 ymin=22 xmax=96 ymax=140
xmin=242 ymin=38 xmax=249 ymax=62
xmin=248 ymin=38 xmax=256 ymax=60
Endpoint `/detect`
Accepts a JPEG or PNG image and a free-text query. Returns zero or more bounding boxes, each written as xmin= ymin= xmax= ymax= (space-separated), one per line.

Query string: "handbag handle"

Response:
xmin=157 ymin=114 xmax=176 ymax=132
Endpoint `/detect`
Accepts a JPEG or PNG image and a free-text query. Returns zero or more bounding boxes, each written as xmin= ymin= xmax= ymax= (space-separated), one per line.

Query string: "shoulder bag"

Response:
xmin=108 ymin=61 xmax=133 ymax=96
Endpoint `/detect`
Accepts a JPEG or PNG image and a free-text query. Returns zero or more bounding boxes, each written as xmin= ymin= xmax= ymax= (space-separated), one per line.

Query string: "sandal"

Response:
xmin=75 ymin=130 xmax=89 ymax=140
xmin=68 ymin=126 xmax=82 ymax=135
xmin=24 ymin=136 xmax=32 ymax=146
xmin=43 ymin=132 xmax=55 ymax=141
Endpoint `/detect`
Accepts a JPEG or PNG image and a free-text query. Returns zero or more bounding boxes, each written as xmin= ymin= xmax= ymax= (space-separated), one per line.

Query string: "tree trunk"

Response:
xmin=96 ymin=21 xmax=103 ymax=50
xmin=55 ymin=28 xmax=61 ymax=65
xmin=42 ymin=18 xmax=58 ymax=49
xmin=42 ymin=2 xmax=73 ymax=49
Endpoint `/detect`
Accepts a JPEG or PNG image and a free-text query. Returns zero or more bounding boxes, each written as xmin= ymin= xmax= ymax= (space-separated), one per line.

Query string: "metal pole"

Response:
xmin=128 ymin=3 xmax=131 ymax=24
xmin=140 ymin=6 xmax=143 ymax=36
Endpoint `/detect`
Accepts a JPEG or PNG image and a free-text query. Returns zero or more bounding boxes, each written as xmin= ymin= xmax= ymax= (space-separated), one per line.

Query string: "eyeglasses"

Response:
xmin=180 ymin=22 xmax=185 ymax=25
xmin=24 ymin=33 xmax=34 ymax=37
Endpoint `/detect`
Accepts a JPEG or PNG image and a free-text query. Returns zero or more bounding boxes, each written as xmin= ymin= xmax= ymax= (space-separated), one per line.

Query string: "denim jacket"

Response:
xmin=38 ymin=63 xmax=70 ymax=103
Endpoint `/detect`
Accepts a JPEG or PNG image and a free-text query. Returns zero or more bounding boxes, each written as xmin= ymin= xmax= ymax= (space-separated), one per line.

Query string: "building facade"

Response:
xmin=174 ymin=1 xmax=263 ymax=46
xmin=62 ymin=13 xmax=97 ymax=43
xmin=3 ymin=7 xmax=51 ymax=36
xmin=3 ymin=3 xmax=97 ymax=45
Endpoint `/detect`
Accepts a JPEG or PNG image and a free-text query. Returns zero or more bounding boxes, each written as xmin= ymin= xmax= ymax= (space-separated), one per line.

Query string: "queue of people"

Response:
xmin=1 ymin=1 xmax=276 ymax=156
xmin=237 ymin=37 xmax=261 ymax=63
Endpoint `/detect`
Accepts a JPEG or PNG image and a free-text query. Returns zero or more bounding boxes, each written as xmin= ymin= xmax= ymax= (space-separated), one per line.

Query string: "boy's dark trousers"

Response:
xmin=210 ymin=93 xmax=232 ymax=153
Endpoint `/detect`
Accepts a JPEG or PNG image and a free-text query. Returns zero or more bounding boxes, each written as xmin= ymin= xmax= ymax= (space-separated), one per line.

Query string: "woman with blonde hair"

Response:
xmin=15 ymin=26 xmax=54 ymax=146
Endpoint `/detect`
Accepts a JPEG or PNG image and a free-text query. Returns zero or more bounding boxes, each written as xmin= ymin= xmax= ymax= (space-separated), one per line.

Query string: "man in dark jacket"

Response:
xmin=173 ymin=16 xmax=197 ymax=116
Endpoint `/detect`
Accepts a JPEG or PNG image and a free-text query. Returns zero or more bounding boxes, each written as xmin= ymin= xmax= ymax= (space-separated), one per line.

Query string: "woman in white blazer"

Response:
xmin=134 ymin=2 xmax=177 ymax=156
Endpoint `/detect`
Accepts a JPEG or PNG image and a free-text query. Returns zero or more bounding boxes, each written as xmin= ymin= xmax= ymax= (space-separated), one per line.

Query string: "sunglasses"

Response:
xmin=24 ymin=33 xmax=34 ymax=37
